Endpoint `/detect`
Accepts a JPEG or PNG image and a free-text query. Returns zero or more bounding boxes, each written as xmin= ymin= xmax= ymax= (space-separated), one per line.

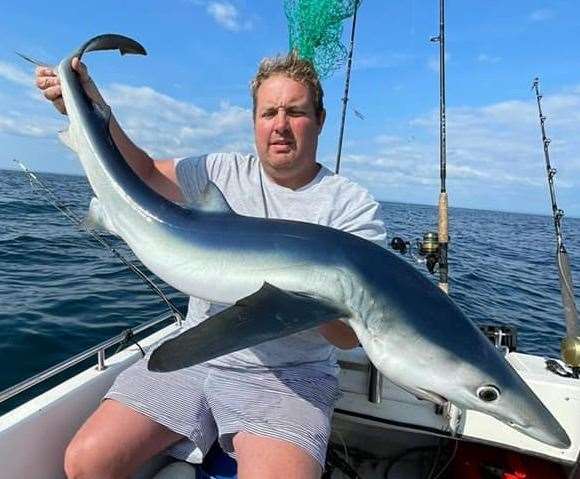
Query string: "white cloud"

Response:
xmin=427 ymin=56 xmax=439 ymax=73
xmin=427 ymin=53 xmax=450 ymax=73
xmin=2 ymin=53 xmax=578 ymax=214
xmin=529 ymin=9 xmax=555 ymax=22
xmin=477 ymin=53 xmax=501 ymax=64
xmin=374 ymin=135 xmax=403 ymax=146
xmin=338 ymin=86 xmax=580 ymax=206
xmin=0 ymin=70 xmax=253 ymax=158
xmin=206 ymin=1 xmax=252 ymax=32
xmin=0 ymin=61 xmax=34 ymax=87
xmin=0 ymin=61 xmax=64 ymax=139
xmin=355 ymin=52 xmax=414 ymax=71
xmin=0 ymin=112 xmax=61 ymax=138
xmin=102 ymin=83 xmax=254 ymax=158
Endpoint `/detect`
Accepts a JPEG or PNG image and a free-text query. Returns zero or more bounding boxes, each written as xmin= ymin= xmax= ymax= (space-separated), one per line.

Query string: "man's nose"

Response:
xmin=273 ymin=109 xmax=290 ymax=132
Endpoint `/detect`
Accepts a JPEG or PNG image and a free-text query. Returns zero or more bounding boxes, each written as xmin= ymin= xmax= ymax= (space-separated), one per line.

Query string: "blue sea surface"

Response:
xmin=1 ymin=168 xmax=579 ymax=397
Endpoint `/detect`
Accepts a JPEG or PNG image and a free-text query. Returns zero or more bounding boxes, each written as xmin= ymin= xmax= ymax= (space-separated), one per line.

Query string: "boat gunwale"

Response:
xmin=0 ymin=311 xmax=179 ymax=404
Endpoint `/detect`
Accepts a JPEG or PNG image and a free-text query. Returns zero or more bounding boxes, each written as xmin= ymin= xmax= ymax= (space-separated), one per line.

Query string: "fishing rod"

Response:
xmin=390 ymin=0 xmax=450 ymax=293
xmin=335 ymin=0 xmax=360 ymax=174
xmin=432 ymin=0 xmax=449 ymax=294
xmin=14 ymin=160 xmax=185 ymax=325
xmin=530 ymin=79 xmax=580 ymax=378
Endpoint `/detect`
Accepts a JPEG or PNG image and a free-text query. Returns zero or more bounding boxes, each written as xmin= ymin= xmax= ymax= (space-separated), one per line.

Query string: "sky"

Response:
xmin=1 ymin=0 xmax=579 ymax=217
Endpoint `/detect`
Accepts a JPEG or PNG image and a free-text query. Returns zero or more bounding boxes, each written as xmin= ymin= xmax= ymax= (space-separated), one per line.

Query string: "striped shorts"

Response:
xmin=104 ymin=350 xmax=340 ymax=467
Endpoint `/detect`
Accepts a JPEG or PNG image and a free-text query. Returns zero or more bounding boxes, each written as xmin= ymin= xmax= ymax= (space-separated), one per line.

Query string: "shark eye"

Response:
xmin=477 ymin=385 xmax=500 ymax=402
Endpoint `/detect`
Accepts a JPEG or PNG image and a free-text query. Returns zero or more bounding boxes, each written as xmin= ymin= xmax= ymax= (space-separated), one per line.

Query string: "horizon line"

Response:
xmin=1 ymin=166 xmax=578 ymax=221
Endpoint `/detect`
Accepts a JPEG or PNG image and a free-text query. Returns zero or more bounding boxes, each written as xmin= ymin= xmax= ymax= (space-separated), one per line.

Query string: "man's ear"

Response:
xmin=317 ymin=109 xmax=326 ymax=132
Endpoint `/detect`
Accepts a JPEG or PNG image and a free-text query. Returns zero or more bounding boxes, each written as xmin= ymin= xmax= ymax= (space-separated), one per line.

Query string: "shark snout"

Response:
xmin=507 ymin=417 xmax=571 ymax=449
xmin=486 ymin=387 xmax=572 ymax=449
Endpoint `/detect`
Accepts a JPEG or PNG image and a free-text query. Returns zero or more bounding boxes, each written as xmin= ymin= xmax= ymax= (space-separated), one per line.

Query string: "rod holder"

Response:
xmin=367 ymin=364 xmax=383 ymax=403
xmin=96 ymin=349 xmax=107 ymax=371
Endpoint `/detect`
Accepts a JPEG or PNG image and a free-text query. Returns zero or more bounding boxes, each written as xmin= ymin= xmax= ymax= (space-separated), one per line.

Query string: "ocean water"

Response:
xmin=1 ymin=168 xmax=579 ymax=398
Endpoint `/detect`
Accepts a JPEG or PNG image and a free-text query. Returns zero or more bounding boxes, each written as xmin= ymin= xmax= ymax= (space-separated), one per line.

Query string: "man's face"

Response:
xmin=254 ymin=75 xmax=324 ymax=182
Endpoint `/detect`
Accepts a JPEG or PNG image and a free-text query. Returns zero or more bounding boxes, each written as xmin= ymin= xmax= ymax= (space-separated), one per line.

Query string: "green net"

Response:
xmin=284 ymin=0 xmax=361 ymax=78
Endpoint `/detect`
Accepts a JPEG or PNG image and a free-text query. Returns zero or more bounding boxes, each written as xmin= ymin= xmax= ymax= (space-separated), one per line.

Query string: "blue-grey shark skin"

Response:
xmin=57 ymin=34 xmax=570 ymax=449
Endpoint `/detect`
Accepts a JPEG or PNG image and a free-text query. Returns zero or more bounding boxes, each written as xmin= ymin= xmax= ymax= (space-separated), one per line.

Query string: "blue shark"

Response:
xmin=54 ymin=34 xmax=570 ymax=449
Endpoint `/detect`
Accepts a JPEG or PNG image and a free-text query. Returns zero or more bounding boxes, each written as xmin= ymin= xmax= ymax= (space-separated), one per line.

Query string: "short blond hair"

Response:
xmin=250 ymin=51 xmax=324 ymax=121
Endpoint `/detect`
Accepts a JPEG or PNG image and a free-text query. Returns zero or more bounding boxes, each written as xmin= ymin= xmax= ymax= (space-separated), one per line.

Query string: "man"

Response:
xmin=36 ymin=52 xmax=385 ymax=479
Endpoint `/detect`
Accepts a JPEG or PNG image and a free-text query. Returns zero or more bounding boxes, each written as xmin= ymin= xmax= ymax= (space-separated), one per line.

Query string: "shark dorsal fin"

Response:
xmin=191 ymin=181 xmax=233 ymax=214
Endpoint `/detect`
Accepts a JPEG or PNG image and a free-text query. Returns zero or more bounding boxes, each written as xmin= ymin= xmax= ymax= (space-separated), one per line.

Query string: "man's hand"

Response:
xmin=318 ymin=320 xmax=359 ymax=350
xmin=35 ymin=57 xmax=105 ymax=115
xmin=35 ymin=57 xmax=183 ymax=204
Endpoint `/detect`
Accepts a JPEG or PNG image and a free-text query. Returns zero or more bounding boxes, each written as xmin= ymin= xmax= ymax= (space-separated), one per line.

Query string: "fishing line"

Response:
xmin=425 ymin=439 xmax=443 ymax=479
xmin=335 ymin=430 xmax=351 ymax=467
xmin=429 ymin=440 xmax=457 ymax=479
xmin=14 ymin=160 xmax=184 ymax=324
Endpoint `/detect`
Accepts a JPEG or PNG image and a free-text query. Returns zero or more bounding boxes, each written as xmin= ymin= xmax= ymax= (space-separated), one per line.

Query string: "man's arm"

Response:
xmin=107 ymin=117 xmax=183 ymax=203
xmin=35 ymin=58 xmax=183 ymax=204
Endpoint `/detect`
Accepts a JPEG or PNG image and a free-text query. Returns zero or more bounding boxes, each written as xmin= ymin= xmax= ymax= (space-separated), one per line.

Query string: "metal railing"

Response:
xmin=0 ymin=312 xmax=180 ymax=405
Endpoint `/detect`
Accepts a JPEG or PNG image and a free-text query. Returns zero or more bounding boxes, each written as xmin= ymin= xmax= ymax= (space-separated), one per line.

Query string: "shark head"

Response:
xmin=449 ymin=359 xmax=571 ymax=449
xmin=351 ymin=309 xmax=571 ymax=450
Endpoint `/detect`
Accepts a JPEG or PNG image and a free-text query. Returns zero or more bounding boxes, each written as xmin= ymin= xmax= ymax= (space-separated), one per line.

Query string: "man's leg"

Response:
xmin=64 ymin=399 xmax=184 ymax=479
xmin=208 ymin=367 xmax=338 ymax=478
xmin=233 ymin=432 xmax=322 ymax=479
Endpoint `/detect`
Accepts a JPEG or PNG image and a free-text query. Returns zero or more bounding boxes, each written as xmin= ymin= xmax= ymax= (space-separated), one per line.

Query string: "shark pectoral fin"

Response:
xmin=147 ymin=282 xmax=350 ymax=372
xmin=83 ymin=197 xmax=118 ymax=236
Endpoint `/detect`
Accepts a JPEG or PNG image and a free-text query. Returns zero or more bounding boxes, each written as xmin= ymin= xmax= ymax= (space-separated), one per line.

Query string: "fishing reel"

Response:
xmin=418 ymin=232 xmax=441 ymax=274
xmin=390 ymin=231 xmax=441 ymax=274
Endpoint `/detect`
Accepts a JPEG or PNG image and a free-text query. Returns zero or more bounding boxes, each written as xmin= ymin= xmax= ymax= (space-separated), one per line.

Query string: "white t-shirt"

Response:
xmin=175 ymin=153 xmax=386 ymax=376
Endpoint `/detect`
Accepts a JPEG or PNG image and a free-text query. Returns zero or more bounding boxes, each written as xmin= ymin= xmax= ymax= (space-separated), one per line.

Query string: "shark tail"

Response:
xmin=73 ymin=34 xmax=147 ymax=61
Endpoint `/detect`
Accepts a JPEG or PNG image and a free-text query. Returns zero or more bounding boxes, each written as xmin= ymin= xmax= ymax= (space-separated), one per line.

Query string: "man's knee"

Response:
xmin=234 ymin=432 xmax=322 ymax=479
xmin=64 ymin=434 xmax=125 ymax=479
xmin=63 ymin=399 xmax=184 ymax=479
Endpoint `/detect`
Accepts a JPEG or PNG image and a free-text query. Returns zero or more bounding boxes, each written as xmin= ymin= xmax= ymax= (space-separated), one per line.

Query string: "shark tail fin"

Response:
xmin=73 ymin=34 xmax=147 ymax=61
